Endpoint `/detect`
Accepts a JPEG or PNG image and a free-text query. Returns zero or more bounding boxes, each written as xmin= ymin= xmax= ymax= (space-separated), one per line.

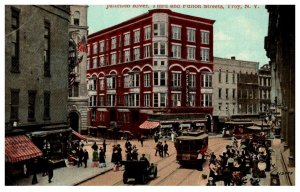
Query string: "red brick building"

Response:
xmin=86 ymin=9 xmax=215 ymax=136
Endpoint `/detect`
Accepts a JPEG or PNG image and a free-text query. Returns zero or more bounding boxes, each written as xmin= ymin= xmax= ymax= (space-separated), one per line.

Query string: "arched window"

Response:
xmin=73 ymin=11 xmax=80 ymax=26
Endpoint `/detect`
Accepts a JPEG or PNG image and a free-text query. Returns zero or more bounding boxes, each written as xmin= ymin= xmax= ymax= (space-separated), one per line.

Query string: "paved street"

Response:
xmin=12 ymin=135 xmax=293 ymax=186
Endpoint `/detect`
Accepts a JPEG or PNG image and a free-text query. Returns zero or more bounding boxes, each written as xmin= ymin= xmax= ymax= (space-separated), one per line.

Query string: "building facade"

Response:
xmin=86 ymin=9 xmax=215 ymax=135
xmin=5 ymin=5 xmax=71 ymax=179
xmin=265 ymin=5 xmax=295 ymax=166
xmin=258 ymin=64 xmax=272 ymax=113
xmin=68 ymin=5 xmax=89 ymax=134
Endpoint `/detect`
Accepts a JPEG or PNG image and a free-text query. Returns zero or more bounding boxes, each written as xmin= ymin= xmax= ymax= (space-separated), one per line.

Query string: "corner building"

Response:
xmin=87 ymin=9 xmax=215 ymax=135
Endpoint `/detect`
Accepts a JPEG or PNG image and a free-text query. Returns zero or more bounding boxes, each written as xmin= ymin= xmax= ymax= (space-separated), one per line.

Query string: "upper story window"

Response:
xmin=172 ymin=44 xmax=181 ymax=58
xmin=134 ymin=30 xmax=140 ymax=43
xmin=154 ymin=23 xmax=166 ymax=36
xmin=133 ymin=47 xmax=140 ymax=60
xmin=201 ymin=73 xmax=212 ymax=88
xmin=111 ymin=37 xmax=117 ymax=49
xmin=124 ymin=49 xmax=130 ymax=62
xmin=172 ymin=25 xmax=181 ymax=40
xmin=99 ymin=78 xmax=104 ymax=90
xmin=144 ymin=72 xmax=151 ymax=87
xmin=99 ymin=56 xmax=104 ymax=66
xmin=44 ymin=21 xmax=51 ymax=77
xmin=201 ymin=30 xmax=209 ymax=44
xmin=144 ymin=44 xmax=151 ymax=58
xmin=200 ymin=48 xmax=209 ymax=62
xmin=131 ymin=73 xmax=140 ymax=87
xmin=93 ymin=42 xmax=98 ymax=54
xmin=232 ymin=71 xmax=236 ymax=84
xmin=187 ymin=28 xmax=196 ymax=42
xmin=153 ymin=93 xmax=167 ymax=107
xmin=187 ymin=46 xmax=196 ymax=60
xmin=88 ymin=78 xmax=97 ymax=91
xmin=92 ymin=57 xmax=97 ymax=68
xmin=144 ymin=25 xmax=151 ymax=40
xmin=225 ymin=70 xmax=229 ymax=83
xmin=11 ymin=7 xmax=20 ymax=73
xmin=124 ymin=32 xmax=130 ymax=46
xmin=73 ymin=11 xmax=80 ymax=26
xmin=111 ymin=53 xmax=116 ymax=65
xmin=154 ymin=42 xmax=166 ymax=56
xmin=188 ymin=73 xmax=196 ymax=88
xmin=218 ymin=69 xmax=222 ymax=83
xmin=172 ymin=72 xmax=181 ymax=87
xmin=154 ymin=71 xmax=166 ymax=86
xmin=107 ymin=76 xmax=116 ymax=89
xmin=99 ymin=41 xmax=104 ymax=52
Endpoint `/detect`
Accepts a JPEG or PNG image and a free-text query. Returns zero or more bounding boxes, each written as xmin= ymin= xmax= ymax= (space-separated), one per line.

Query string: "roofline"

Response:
xmin=88 ymin=9 xmax=215 ymax=39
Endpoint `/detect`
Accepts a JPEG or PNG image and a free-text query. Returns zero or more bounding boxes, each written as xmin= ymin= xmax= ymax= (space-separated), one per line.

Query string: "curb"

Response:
xmin=74 ymin=166 xmax=113 ymax=186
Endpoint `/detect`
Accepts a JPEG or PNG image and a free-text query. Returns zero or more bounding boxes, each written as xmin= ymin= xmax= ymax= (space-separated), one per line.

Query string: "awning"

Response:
xmin=72 ymin=130 xmax=87 ymax=141
xmin=5 ymin=135 xmax=43 ymax=163
xmin=139 ymin=121 xmax=160 ymax=129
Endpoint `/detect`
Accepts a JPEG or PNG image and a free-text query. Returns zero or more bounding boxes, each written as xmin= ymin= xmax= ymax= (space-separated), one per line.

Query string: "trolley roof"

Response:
xmin=176 ymin=131 xmax=208 ymax=140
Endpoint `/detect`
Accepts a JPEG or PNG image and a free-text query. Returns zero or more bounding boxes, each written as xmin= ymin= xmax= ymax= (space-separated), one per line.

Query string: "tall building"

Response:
xmin=5 ymin=5 xmax=71 ymax=180
xmin=86 ymin=9 xmax=215 ymax=136
xmin=212 ymin=57 xmax=259 ymax=131
xmin=265 ymin=5 xmax=295 ymax=167
xmin=258 ymin=64 xmax=272 ymax=113
xmin=68 ymin=5 xmax=89 ymax=134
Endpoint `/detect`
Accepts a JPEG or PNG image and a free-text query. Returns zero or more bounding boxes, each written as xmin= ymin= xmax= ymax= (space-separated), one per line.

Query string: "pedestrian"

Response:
xmin=77 ymin=146 xmax=84 ymax=167
xmin=163 ymin=141 xmax=169 ymax=157
xmin=132 ymin=148 xmax=138 ymax=160
xmin=140 ymin=135 xmax=144 ymax=147
xmin=155 ymin=142 xmax=160 ymax=156
xmin=47 ymin=160 xmax=53 ymax=183
xmin=171 ymin=131 xmax=175 ymax=142
xmin=91 ymin=142 xmax=98 ymax=151
xmin=116 ymin=144 xmax=122 ymax=165
xmin=41 ymin=156 xmax=48 ymax=176
xmin=92 ymin=149 xmax=99 ymax=168
xmin=99 ymin=147 xmax=106 ymax=168
xmin=31 ymin=158 xmax=38 ymax=185
xmin=83 ymin=149 xmax=89 ymax=168
xmin=159 ymin=142 xmax=164 ymax=157
xmin=222 ymin=165 xmax=231 ymax=186
xmin=102 ymin=140 xmax=107 ymax=155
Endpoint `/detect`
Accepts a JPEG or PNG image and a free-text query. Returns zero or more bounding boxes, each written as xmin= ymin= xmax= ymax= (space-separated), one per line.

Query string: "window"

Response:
xmin=93 ymin=43 xmax=98 ymax=54
xmin=153 ymin=93 xmax=167 ymax=107
xmin=111 ymin=53 xmax=116 ymax=65
xmin=128 ymin=94 xmax=140 ymax=106
xmin=154 ymin=23 xmax=166 ymax=36
xmin=44 ymin=21 xmax=51 ymax=77
xmin=124 ymin=75 xmax=131 ymax=88
xmin=10 ymin=89 xmax=19 ymax=121
xmin=92 ymin=57 xmax=97 ymax=68
xmin=201 ymin=73 xmax=212 ymax=88
xmin=201 ymin=30 xmax=209 ymax=44
xmin=218 ymin=88 xmax=222 ymax=99
xmin=107 ymin=94 xmax=116 ymax=106
xmin=134 ymin=30 xmax=140 ymax=43
xmin=124 ymin=49 xmax=130 ymax=62
xmin=154 ymin=42 xmax=166 ymax=55
xmin=133 ymin=47 xmax=140 ymax=60
xmin=89 ymin=95 xmax=97 ymax=107
xmin=111 ymin=37 xmax=116 ymax=49
xmin=99 ymin=41 xmax=104 ymax=52
xmin=172 ymin=93 xmax=181 ymax=106
xmin=201 ymin=48 xmax=209 ymax=61
xmin=172 ymin=25 xmax=181 ymax=40
xmin=226 ymin=89 xmax=229 ymax=99
xmin=187 ymin=28 xmax=195 ymax=42
xmin=124 ymin=32 xmax=130 ymax=46
xmin=172 ymin=72 xmax=181 ymax=87
xmin=232 ymin=71 xmax=235 ymax=83
xmin=73 ymin=11 xmax=80 ymax=25
xmin=144 ymin=26 xmax=151 ymax=40
xmin=172 ymin=44 xmax=181 ymax=58
xmin=187 ymin=46 xmax=196 ymax=60
xmin=144 ymin=73 xmax=151 ymax=87
xmin=11 ymin=7 xmax=20 ymax=73
xmin=132 ymin=73 xmax=140 ymax=87
xmin=189 ymin=93 xmax=196 ymax=106
xmin=44 ymin=91 xmax=50 ymax=120
xmin=28 ymin=90 xmax=37 ymax=121
xmin=99 ymin=56 xmax=104 ymax=66
xmin=189 ymin=74 xmax=196 ymax=88
xmin=107 ymin=76 xmax=116 ymax=89
xmin=144 ymin=93 xmax=151 ymax=107
xmin=88 ymin=78 xmax=97 ymax=90
xmin=225 ymin=70 xmax=228 ymax=83
xmin=218 ymin=69 xmax=222 ymax=83
xmin=232 ymin=89 xmax=236 ymax=99
xmin=144 ymin=44 xmax=151 ymax=58
xmin=69 ymin=82 xmax=79 ymax=97
xmin=154 ymin=71 xmax=166 ymax=86
xmin=201 ymin=94 xmax=212 ymax=107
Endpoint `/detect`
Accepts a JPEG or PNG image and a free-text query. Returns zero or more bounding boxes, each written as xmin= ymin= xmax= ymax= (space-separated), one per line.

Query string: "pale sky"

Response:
xmin=88 ymin=4 xmax=270 ymax=67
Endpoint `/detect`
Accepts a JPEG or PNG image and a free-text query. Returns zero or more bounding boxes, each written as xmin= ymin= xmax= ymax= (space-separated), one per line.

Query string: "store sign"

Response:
xmin=161 ymin=124 xmax=173 ymax=128
xmin=196 ymin=123 xmax=205 ymax=126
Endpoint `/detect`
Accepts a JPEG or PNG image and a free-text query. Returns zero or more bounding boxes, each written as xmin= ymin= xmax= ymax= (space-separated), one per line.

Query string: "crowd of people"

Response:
xmin=206 ymin=133 xmax=272 ymax=186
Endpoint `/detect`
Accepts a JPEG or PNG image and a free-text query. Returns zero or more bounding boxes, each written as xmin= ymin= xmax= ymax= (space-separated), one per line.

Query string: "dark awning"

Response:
xmin=72 ymin=130 xmax=87 ymax=141
xmin=139 ymin=121 xmax=160 ymax=129
xmin=5 ymin=135 xmax=43 ymax=163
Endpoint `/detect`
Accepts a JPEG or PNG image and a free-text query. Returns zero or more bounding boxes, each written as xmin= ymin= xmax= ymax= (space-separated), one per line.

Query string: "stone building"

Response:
xmin=5 ymin=5 xmax=71 ymax=180
xmin=265 ymin=5 xmax=295 ymax=167
xmin=68 ymin=5 xmax=89 ymax=134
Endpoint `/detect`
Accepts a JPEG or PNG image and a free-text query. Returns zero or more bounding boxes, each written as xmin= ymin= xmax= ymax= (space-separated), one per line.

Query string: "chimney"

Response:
xmin=231 ymin=56 xmax=236 ymax=60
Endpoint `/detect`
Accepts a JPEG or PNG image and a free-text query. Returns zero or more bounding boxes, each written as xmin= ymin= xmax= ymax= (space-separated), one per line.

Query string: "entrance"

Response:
xmin=69 ymin=112 xmax=79 ymax=132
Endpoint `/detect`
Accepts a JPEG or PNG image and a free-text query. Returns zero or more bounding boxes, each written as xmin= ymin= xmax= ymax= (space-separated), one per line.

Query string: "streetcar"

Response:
xmin=174 ymin=130 xmax=208 ymax=166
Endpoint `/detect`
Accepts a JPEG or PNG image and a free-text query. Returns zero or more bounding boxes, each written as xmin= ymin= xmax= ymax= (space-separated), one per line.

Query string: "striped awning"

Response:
xmin=72 ymin=130 xmax=87 ymax=141
xmin=5 ymin=135 xmax=43 ymax=163
xmin=139 ymin=121 xmax=160 ymax=129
